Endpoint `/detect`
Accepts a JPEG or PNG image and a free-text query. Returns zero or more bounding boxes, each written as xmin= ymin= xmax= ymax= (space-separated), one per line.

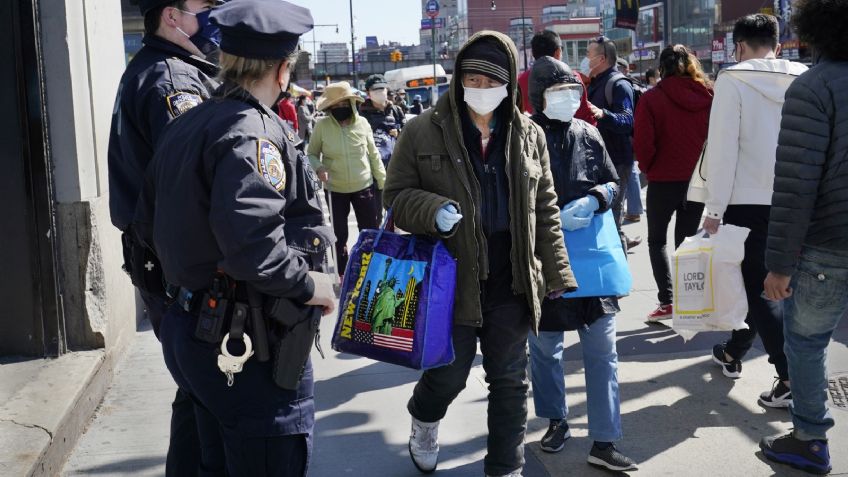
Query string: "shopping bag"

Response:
xmin=561 ymin=210 xmax=632 ymax=298
xmin=331 ymin=211 xmax=456 ymax=370
xmin=672 ymin=224 xmax=750 ymax=341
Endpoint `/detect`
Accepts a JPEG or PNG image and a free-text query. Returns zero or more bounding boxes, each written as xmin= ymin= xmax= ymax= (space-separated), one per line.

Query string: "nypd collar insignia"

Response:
xmin=166 ymin=92 xmax=203 ymax=117
xmin=257 ymin=139 xmax=286 ymax=192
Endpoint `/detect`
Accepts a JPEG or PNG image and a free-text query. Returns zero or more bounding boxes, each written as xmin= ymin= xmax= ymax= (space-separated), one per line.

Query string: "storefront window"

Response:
xmin=670 ymin=0 xmax=716 ymax=49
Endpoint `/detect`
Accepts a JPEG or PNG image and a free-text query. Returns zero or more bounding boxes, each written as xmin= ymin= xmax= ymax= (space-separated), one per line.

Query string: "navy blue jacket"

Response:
xmin=532 ymin=114 xmax=621 ymax=331
xmin=135 ymin=83 xmax=318 ymax=301
xmin=587 ymin=67 xmax=634 ymax=168
xmin=108 ymin=35 xmax=218 ymax=231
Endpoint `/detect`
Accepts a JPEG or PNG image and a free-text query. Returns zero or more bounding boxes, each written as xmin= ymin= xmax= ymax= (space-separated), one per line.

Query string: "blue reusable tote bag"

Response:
xmin=561 ymin=210 xmax=632 ymax=298
xmin=331 ymin=211 xmax=456 ymax=370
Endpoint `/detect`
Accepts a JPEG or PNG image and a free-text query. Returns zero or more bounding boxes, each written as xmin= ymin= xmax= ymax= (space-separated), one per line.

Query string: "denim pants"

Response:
xmin=625 ymin=162 xmax=643 ymax=216
xmin=408 ymin=295 xmax=530 ymax=476
xmin=722 ymin=205 xmax=788 ymax=380
xmin=783 ymin=246 xmax=848 ymax=441
xmin=528 ymin=314 xmax=622 ymax=443
xmin=645 ymin=181 xmax=704 ymax=305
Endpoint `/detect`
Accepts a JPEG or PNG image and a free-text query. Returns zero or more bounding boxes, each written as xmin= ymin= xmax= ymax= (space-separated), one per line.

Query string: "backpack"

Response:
xmin=604 ymin=72 xmax=645 ymax=112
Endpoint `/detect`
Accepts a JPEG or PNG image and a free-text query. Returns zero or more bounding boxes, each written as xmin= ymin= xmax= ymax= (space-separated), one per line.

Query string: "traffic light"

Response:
xmin=390 ymin=50 xmax=402 ymax=62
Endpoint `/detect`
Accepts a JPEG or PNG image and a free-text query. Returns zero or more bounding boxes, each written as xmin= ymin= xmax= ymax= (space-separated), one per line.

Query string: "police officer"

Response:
xmin=107 ymin=0 xmax=220 ymax=474
xmin=134 ymin=0 xmax=335 ymax=474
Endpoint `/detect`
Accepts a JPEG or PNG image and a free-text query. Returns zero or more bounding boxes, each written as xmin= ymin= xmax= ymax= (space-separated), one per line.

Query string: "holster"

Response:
xmin=265 ymin=296 xmax=322 ymax=390
xmin=121 ymin=229 xmax=166 ymax=295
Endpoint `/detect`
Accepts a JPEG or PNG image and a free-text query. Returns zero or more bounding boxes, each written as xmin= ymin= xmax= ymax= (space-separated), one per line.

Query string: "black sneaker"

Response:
xmin=761 ymin=432 xmax=831 ymax=475
xmin=759 ymin=379 xmax=792 ymax=408
xmin=712 ymin=343 xmax=742 ymax=379
xmin=587 ymin=443 xmax=638 ymax=471
xmin=539 ymin=419 xmax=571 ymax=453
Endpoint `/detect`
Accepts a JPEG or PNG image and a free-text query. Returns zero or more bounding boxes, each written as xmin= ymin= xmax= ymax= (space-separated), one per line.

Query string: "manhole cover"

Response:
xmin=829 ymin=372 xmax=848 ymax=411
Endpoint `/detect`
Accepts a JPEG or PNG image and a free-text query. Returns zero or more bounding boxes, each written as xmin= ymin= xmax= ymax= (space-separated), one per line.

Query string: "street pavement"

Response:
xmin=62 ymin=195 xmax=848 ymax=476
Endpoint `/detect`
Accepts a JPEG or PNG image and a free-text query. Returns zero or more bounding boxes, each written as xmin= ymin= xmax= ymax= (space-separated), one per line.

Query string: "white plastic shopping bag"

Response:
xmin=672 ymin=224 xmax=750 ymax=341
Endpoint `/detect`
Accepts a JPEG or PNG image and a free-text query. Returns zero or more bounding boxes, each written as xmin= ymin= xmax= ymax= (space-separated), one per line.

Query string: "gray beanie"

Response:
xmin=528 ymin=56 xmax=579 ymax=113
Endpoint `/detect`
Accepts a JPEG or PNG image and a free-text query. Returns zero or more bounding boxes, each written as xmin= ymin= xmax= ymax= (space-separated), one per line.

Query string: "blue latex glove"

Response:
xmin=435 ymin=204 xmax=463 ymax=232
xmin=565 ymin=195 xmax=600 ymax=218
xmin=560 ymin=206 xmax=592 ymax=231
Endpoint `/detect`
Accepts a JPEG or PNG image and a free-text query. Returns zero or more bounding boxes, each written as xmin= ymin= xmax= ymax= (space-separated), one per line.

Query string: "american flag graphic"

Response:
xmin=353 ymin=321 xmax=414 ymax=352
xmin=353 ymin=321 xmax=373 ymax=344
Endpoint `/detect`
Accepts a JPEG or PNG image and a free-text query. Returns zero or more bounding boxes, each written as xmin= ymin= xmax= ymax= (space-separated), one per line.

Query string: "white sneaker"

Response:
xmin=409 ymin=417 xmax=439 ymax=473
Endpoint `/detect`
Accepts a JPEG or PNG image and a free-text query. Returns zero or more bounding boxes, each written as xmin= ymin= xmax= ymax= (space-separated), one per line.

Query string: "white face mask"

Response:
xmin=579 ymin=57 xmax=591 ymax=77
xmin=543 ymin=88 xmax=582 ymax=122
xmin=370 ymin=89 xmax=388 ymax=105
xmin=463 ymin=84 xmax=508 ymax=115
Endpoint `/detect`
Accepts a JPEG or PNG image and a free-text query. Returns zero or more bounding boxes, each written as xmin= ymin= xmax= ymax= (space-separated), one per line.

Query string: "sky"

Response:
xmin=287 ymin=0 xmax=423 ymax=52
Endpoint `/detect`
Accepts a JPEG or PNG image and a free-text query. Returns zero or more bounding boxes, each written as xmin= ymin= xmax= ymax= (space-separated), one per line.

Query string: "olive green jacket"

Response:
xmin=383 ymin=31 xmax=576 ymax=331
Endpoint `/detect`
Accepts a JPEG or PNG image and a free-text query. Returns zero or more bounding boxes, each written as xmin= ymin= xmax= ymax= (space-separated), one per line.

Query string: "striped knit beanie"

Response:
xmin=460 ymin=37 xmax=511 ymax=84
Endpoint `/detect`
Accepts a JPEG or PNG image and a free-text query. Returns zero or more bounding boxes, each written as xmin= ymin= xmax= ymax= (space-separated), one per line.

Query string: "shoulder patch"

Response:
xmin=256 ymin=139 xmax=286 ymax=192
xmin=166 ymin=92 xmax=203 ymax=117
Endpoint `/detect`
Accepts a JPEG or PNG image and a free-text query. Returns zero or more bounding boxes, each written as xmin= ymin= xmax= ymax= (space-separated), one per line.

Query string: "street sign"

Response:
xmin=420 ymin=18 xmax=445 ymax=30
xmin=425 ymin=0 xmax=439 ymax=19
xmin=636 ymin=41 xmax=644 ymax=49
xmin=712 ymin=38 xmax=726 ymax=63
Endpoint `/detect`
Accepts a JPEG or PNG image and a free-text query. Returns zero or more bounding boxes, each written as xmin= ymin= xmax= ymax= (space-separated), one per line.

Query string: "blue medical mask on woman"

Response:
xmin=543 ymin=88 xmax=582 ymax=122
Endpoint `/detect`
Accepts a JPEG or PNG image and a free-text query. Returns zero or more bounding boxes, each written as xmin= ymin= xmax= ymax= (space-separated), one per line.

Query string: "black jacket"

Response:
xmin=107 ymin=35 xmax=218 ymax=231
xmin=359 ymin=99 xmax=405 ymax=134
xmin=135 ymin=83 xmax=320 ymax=301
xmin=531 ymin=115 xmax=621 ymax=331
xmin=767 ymin=59 xmax=848 ymax=275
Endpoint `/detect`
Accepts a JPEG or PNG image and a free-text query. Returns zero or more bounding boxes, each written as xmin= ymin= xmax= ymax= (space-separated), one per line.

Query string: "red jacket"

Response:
xmin=277 ymin=98 xmax=298 ymax=132
xmin=518 ymin=67 xmax=596 ymax=126
xmin=634 ymin=76 xmax=713 ymax=182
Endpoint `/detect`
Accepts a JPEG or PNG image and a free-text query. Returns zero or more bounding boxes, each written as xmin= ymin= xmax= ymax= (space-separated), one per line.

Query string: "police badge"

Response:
xmin=166 ymin=92 xmax=203 ymax=117
xmin=256 ymin=139 xmax=286 ymax=192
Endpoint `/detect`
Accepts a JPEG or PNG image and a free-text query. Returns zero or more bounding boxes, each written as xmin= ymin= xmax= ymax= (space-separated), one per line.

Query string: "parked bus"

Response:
xmin=384 ymin=65 xmax=449 ymax=108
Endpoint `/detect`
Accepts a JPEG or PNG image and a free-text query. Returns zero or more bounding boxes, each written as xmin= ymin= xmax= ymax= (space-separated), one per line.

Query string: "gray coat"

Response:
xmin=766 ymin=59 xmax=848 ymax=275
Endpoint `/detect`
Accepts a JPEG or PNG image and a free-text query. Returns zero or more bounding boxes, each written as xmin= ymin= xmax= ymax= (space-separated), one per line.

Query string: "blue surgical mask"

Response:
xmin=543 ymin=88 xmax=582 ymax=122
xmin=190 ymin=9 xmax=221 ymax=58
xmin=176 ymin=9 xmax=221 ymax=58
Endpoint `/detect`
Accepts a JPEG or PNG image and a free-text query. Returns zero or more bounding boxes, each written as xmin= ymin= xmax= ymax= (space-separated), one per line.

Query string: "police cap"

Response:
xmin=210 ymin=0 xmax=313 ymax=60
xmin=135 ymin=0 xmax=173 ymax=15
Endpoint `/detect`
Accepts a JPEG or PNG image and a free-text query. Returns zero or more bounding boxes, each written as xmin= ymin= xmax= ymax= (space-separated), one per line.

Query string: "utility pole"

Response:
xmin=349 ymin=0 xmax=357 ymax=88
xmin=426 ymin=0 xmax=440 ymax=105
xmin=521 ymin=0 xmax=527 ymax=70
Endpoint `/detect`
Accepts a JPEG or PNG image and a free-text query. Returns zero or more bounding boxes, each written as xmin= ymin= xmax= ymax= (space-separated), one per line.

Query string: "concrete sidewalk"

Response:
xmin=62 ymin=205 xmax=848 ymax=476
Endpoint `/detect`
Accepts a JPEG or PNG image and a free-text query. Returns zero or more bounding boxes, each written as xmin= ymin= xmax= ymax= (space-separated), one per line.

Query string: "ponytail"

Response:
xmin=658 ymin=44 xmax=712 ymax=88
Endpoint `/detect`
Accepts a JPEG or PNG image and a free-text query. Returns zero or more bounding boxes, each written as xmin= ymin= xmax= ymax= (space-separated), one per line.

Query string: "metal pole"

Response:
xmin=521 ymin=0 xmax=527 ymax=70
xmin=432 ymin=21 xmax=437 ymax=106
xmin=349 ymin=0 xmax=357 ymax=88
xmin=313 ymin=29 xmax=317 ymax=83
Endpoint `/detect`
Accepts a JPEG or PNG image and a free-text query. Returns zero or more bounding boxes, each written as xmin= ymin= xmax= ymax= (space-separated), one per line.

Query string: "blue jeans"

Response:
xmin=783 ymin=246 xmax=848 ymax=441
xmin=528 ymin=314 xmax=622 ymax=442
xmin=625 ymin=162 xmax=643 ymax=216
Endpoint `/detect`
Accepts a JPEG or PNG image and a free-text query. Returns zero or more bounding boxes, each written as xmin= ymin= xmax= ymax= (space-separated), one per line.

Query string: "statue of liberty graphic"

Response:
xmin=371 ymin=276 xmax=401 ymax=335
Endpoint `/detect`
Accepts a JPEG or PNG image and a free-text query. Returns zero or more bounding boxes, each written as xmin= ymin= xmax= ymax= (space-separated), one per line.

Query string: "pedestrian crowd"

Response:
xmin=106 ymin=0 xmax=847 ymax=475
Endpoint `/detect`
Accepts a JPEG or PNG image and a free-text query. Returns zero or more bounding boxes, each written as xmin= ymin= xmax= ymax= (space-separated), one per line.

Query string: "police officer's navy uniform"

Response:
xmin=107 ymin=1 xmax=219 ymax=474
xmin=109 ymin=35 xmax=218 ymax=233
xmin=133 ymin=1 xmax=321 ymax=474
